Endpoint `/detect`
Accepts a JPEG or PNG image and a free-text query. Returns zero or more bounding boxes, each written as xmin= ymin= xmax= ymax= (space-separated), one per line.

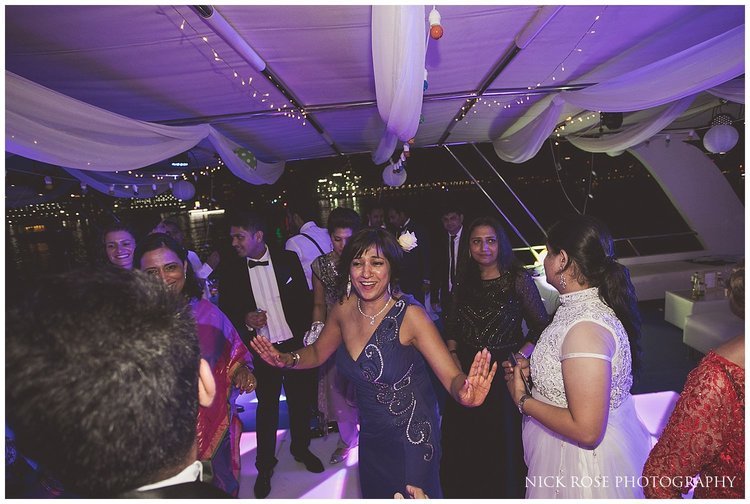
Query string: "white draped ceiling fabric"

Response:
xmin=567 ymin=97 xmax=694 ymax=154
xmin=5 ymin=71 xmax=285 ymax=197
xmin=493 ymin=25 xmax=745 ymax=163
xmin=371 ymin=5 xmax=426 ymax=165
xmin=4 ymin=6 xmax=744 ymax=194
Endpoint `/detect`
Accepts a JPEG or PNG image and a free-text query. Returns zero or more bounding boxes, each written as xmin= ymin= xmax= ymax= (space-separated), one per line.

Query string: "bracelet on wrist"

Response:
xmin=517 ymin=393 xmax=532 ymax=415
xmin=288 ymin=351 xmax=300 ymax=368
xmin=235 ymin=363 xmax=252 ymax=376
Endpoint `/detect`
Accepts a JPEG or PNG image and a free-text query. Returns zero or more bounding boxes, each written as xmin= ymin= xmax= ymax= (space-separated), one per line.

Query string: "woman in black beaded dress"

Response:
xmin=439 ymin=216 xmax=549 ymax=498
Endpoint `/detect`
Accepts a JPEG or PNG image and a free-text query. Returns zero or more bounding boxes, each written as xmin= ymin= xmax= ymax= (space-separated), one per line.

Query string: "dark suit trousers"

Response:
xmin=253 ymin=338 xmax=316 ymax=471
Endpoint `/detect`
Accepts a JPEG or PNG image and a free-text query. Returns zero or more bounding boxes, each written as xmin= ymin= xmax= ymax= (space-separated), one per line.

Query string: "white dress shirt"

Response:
xmin=285 ymin=221 xmax=333 ymax=290
xmin=137 ymin=460 xmax=203 ymax=491
xmin=447 ymin=226 xmax=463 ymax=293
xmin=247 ymin=246 xmax=294 ymax=344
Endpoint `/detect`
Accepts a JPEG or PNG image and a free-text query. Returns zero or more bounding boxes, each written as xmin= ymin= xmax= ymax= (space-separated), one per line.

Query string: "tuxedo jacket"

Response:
xmin=217 ymin=247 xmax=312 ymax=351
xmin=430 ymin=231 xmax=469 ymax=312
xmin=397 ymin=219 xmax=431 ymax=301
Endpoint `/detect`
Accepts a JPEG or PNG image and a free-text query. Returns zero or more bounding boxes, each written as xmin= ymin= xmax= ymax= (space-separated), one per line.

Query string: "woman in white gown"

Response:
xmin=504 ymin=215 xmax=651 ymax=498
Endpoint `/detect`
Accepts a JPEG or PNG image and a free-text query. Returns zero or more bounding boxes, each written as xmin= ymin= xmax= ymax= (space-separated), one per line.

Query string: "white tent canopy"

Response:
xmin=5 ymin=5 xmax=744 ymax=194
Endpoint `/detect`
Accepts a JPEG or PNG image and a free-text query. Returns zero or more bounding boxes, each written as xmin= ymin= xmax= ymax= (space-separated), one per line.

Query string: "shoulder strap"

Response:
xmin=300 ymin=232 xmax=325 ymax=254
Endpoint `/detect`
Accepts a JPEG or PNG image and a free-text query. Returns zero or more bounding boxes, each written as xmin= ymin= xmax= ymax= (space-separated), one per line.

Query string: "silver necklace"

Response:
xmin=357 ymin=296 xmax=392 ymax=325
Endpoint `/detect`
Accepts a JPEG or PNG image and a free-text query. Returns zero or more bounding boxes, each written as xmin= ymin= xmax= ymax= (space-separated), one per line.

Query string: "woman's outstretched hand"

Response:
xmin=457 ymin=348 xmax=497 ymax=407
xmin=249 ymin=335 xmax=288 ymax=368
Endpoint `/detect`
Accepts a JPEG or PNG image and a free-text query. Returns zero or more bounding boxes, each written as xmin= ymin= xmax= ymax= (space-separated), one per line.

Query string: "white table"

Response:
xmin=664 ymin=289 xmax=728 ymax=329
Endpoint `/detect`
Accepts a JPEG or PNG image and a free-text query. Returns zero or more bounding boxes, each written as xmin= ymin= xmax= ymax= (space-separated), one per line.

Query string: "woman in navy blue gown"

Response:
xmin=251 ymin=228 xmax=496 ymax=498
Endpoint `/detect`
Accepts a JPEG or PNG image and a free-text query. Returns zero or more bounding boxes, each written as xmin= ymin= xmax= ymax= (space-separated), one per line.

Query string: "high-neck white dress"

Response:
xmin=524 ymin=287 xmax=651 ymax=498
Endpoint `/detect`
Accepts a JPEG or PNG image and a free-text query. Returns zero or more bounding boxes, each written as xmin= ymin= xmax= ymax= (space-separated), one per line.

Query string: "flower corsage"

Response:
xmin=398 ymin=231 xmax=418 ymax=252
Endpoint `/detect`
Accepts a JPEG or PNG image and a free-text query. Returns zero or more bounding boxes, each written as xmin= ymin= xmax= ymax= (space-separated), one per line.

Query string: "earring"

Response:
xmin=558 ymin=272 xmax=567 ymax=292
xmin=387 ymin=283 xmax=392 ymax=296
xmin=346 ymin=276 xmax=352 ymax=299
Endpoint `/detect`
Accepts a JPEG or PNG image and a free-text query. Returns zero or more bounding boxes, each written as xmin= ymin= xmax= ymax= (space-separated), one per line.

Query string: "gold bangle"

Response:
xmin=234 ymin=363 xmax=253 ymax=376
xmin=517 ymin=393 xmax=532 ymax=415
xmin=289 ymin=351 xmax=300 ymax=368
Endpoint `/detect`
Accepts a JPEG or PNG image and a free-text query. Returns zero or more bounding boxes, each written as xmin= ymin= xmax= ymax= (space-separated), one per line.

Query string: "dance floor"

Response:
xmin=233 ymin=300 xmax=699 ymax=498
xmin=234 ymin=389 xmax=679 ymax=499
xmin=236 ymin=428 xmax=361 ymax=499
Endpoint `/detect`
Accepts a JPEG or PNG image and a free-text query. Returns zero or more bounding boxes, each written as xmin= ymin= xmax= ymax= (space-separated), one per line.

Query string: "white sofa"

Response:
xmin=683 ymin=308 xmax=743 ymax=354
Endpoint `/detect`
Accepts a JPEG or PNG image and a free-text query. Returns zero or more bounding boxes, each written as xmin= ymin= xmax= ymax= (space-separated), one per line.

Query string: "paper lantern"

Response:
xmin=703 ymin=124 xmax=738 ymax=154
xmin=382 ymin=165 xmax=407 ymax=187
xmin=172 ymin=180 xmax=196 ymax=200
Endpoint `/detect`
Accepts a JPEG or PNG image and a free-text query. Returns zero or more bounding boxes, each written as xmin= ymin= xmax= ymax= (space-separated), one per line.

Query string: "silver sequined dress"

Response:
xmin=310 ymin=252 xmax=358 ymax=435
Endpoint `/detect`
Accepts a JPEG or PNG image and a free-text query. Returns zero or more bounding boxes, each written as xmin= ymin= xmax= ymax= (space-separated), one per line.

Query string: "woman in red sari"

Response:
xmin=642 ymin=262 xmax=744 ymax=498
xmin=135 ymin=233 xmax=256 ymax=496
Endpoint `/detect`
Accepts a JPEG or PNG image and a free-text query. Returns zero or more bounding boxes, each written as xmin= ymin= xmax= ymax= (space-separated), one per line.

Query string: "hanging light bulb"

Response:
xmin=429 ymin=7 xmax=443 ymax=39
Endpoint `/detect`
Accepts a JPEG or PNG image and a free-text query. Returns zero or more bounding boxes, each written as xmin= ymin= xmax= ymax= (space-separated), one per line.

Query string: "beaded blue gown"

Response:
xmin=336 ymin=296 xmax=442 ymax=499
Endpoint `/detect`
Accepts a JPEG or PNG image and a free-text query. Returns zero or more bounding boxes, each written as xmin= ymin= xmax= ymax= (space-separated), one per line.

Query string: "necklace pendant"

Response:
xmin=369 ymin=318 xmax=375 ymax=325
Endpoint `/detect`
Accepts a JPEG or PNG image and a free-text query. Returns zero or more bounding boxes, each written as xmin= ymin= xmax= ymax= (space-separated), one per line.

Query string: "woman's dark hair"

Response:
xmin=456 ymin=216 xmax=524 ymax=293
xmin=133 ymin=233 xmax=203 ymax=301
xmin=546 ymin=214 xmax=642 ymax=378
xmin=728 ymin=261 xmax=744 ymax=320
xmin=335 ymin=227 xmax=403 ymax=302
xmin=327 ymin=207 xmax=362 ymax=234
xmin=100 ymin=222 xmax=137 ymax=244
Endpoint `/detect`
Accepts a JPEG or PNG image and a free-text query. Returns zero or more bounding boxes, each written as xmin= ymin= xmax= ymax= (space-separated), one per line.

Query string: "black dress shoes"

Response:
xmin=254 ymin=468 xmax=273 ymax=499
xmin=292 ymin=449 xmax=325 ymax=473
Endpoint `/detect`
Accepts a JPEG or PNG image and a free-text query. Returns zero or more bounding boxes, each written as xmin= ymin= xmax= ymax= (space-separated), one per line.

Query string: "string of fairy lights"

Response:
xmin=116 ymin=158 xmax=224 ymax=181
xmin=170 ymin=6 xmax=308 ymax=126
xmin=457 ymin=7 xmax=607 ymax=127
xmin=8 ymin=157 xmax=225 ymax=198
xmin=553 ymin=112 xmax=602 ymax=137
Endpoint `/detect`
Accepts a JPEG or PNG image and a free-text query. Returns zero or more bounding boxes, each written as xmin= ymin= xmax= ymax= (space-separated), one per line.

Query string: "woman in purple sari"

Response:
xmin=135 ymin=233 xmax=255 ymax=496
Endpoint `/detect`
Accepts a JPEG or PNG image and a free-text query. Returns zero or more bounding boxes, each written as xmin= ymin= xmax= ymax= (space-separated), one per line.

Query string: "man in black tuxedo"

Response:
xmin=387 ymin=203 xmax=431 ymax=304
xmin=431 ymin=205 xmax=468 ymax=323
xmin=6 ymin=268 xmax=229 ymax=498
xmin=218 ymin=209 xmax=323 ymax=499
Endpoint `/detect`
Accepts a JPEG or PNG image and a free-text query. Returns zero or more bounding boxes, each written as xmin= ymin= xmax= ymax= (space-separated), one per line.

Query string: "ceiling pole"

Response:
xmin=470 ymin=144 xmax=548 ymax=237
xmin=192 ymin=5 xmax=343 ymax=156
xmin=157 ymin=83 xmax=593 ymax=127
xmin=436 ymin=6 xmax=564 ymax=145
xmin=443 ymin=145 xmax=536 ymax=251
